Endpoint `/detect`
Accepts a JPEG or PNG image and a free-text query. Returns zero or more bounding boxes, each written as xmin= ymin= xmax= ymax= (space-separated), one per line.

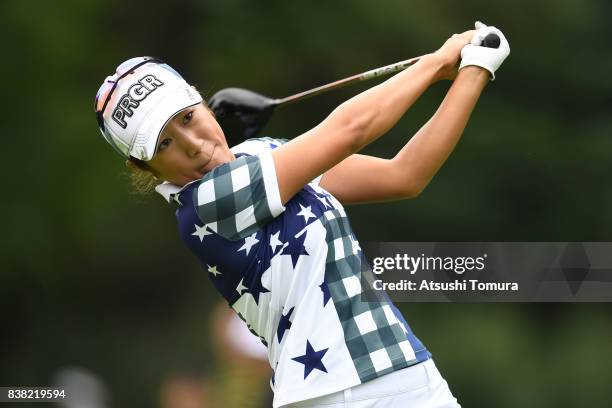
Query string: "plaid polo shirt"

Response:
xmin=156 ymin=137 xmax=431 ymax=407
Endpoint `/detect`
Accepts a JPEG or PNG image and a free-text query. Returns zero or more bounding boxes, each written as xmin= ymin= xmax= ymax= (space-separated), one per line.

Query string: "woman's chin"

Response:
xmin=170 ymin=175 xmax=199 ymax=186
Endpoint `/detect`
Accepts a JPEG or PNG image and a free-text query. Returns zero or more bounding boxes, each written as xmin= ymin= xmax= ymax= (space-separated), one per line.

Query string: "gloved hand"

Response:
xmin=459 ymin=21 xmax=510 ymax=81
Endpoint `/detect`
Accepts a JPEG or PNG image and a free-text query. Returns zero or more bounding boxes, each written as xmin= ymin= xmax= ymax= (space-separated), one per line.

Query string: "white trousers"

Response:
xmin=281 ymin=359 xmax=460 ymax=408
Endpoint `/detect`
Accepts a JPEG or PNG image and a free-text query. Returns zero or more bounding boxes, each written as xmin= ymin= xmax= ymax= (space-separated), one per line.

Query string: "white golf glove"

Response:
xmin=459 ymin=21 xmax=510 ymax=81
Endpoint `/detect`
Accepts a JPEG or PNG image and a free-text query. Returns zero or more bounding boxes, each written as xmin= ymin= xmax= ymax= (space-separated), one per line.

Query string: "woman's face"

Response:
xmin=147 ymin=103 xmax=235 ymax=186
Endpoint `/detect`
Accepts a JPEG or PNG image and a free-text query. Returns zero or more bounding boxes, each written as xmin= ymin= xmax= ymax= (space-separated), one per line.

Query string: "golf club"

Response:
xmin=209 ymin=33 xmax=501 ymax=145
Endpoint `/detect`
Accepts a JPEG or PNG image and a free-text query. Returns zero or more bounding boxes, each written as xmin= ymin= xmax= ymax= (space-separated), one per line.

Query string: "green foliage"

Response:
xmin=2 ymin=0 xmax=611 ymax=406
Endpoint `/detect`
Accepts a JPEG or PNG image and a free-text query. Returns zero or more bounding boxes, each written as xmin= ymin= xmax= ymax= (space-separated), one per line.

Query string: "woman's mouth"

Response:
xmin=199 ymin=145 xmax=217 ymax=173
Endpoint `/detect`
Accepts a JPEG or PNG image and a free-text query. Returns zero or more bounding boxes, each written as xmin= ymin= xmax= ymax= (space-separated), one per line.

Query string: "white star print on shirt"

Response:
xmin=316 ymin=195 xmax=331 ymax=209
xmin=239 ymin=232 xmax=260 ymax=255
xmin=207 ymin=264 xmax=221 ymax=277
xmin=192 ymin=223 xmax=212 ymax=242
xmin=296 ymin=204 xmax=316 ymax=223
xmin=236 ymin=278 xmax=248 ymax=295
xmin=270 ymin=231 xmax=285 ymax=253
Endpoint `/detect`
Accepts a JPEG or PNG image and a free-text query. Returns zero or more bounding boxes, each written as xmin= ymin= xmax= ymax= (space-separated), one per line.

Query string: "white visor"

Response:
xmin=98 ymin=61 xmax=203 ymax=161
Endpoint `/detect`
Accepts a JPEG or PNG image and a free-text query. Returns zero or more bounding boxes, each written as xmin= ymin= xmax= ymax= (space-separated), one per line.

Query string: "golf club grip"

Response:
xmin=482 ymin=33 xmax=501 ymax=48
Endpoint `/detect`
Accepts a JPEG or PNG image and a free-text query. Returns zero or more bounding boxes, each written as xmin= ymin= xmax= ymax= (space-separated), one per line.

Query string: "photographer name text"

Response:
xmin=371 ymin=253 xmax=519 ymax=292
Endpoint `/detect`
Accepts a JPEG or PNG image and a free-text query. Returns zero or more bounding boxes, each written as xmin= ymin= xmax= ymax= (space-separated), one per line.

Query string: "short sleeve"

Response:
xmin=232 ymin=137 xmax=322 ymax=186
xmin=310 ymin=174 xmax=323 ymax=186
xmin=193 ymin=149 xmax=285 ymax=240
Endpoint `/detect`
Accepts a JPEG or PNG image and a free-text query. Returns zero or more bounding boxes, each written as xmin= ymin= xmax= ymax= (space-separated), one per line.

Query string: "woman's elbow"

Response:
xmin=399 ymin=184 xmax=423 ymax=199
xmin=396 ymin=176 xmax=432 ymax=199
xmin=331 ymin=105 xmax=379 ymax=152
xmin=388 ymin=165 xmax=426 ymax=199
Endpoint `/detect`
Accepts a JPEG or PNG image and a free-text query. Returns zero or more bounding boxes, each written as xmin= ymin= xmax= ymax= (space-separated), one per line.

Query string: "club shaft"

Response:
xmin=273 ymin=55 xmax=424 ymax=107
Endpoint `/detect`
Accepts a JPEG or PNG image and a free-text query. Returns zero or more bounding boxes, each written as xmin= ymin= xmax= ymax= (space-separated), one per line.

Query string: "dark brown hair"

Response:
xmin=126 ymin=157 xmax=160 ymax=194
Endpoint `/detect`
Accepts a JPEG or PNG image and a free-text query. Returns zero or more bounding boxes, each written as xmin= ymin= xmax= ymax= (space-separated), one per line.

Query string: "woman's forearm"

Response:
xmin=328 ymin=55 xmax=444 ymax=151
xmin=391 ymin=66 xmax=489 ymax=195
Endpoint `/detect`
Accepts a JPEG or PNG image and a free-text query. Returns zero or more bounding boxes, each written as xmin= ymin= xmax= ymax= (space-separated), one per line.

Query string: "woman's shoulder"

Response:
xmin=230 ymin=136 xmax=289 ymax=156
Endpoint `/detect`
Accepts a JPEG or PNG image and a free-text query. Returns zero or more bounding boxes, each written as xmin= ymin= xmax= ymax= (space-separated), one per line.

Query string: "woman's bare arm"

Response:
xmin=319 ymin=65 xmax=489 ymax=203
xmin=271 ymin=55 xmax=441 ymax=204
xmin=271 ymin=31 xmax=475 ymax=205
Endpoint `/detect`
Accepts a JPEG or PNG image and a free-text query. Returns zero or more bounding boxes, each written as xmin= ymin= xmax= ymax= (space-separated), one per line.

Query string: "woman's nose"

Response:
xmin=182 ymin=132 xmax=204 ymax=157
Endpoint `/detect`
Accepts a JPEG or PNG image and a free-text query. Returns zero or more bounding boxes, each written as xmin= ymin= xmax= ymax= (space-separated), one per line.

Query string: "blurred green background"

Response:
xmin=2 ymin=0 xmax=612 ymax=406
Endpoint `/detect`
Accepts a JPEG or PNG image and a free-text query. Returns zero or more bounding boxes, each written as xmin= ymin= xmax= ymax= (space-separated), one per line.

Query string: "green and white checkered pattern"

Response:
xmin=194 ymin=151 xmax=282 ymax=241
xmin=160 ymin=137 xmax=429 ymax=407
xmin=322 ymin=209 xmax=418 ymax=382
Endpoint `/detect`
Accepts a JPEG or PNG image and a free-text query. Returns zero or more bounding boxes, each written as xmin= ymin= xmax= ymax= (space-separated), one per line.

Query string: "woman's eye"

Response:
xmin=159 ymin=138 xmax=172 ymax=150
xmin=182 ymin=111 xmax=193 ymax=125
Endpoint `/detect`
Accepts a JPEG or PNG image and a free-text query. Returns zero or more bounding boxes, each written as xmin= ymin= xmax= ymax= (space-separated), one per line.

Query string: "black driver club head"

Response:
xmin=208 ymin=88 xmax=277 ymax=147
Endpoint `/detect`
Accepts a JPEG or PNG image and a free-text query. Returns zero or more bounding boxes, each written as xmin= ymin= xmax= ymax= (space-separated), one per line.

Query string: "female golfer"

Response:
xmin=95 ymin=23 xmax=509 ymax=408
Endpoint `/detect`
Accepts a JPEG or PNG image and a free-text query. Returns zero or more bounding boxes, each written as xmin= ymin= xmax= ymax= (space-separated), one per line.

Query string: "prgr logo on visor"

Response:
xmin=111 ymin=74 xmax=165 ymax=128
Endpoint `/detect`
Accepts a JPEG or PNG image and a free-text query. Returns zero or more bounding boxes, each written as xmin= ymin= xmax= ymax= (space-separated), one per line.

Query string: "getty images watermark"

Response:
xmin=360 ymin=243 xmax=612 ymax=302
xmin=371 ymin=252 xmax=519 ymax=292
